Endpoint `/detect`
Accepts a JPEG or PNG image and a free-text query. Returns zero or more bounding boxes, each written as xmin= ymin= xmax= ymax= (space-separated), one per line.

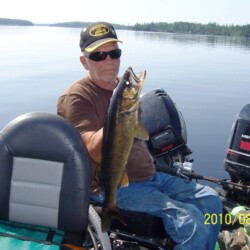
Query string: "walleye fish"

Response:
xmin=101 ymin=67 xmax=149 ymax=232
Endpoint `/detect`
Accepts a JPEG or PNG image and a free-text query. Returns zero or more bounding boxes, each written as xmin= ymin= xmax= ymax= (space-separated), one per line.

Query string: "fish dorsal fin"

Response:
xmin=134 ymin=123 xmax=149 ymax=141
xmin=118 ymin=171 xmax=129 ymax=188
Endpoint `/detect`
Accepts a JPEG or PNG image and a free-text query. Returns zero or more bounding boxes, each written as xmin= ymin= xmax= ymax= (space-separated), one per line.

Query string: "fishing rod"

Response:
xmin=157 ymin=162 xmax=250 ymax=195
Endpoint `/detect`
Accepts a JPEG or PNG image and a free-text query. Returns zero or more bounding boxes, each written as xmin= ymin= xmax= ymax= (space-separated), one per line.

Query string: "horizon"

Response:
xmin=1 ymin=17 xmax=250 ymax=27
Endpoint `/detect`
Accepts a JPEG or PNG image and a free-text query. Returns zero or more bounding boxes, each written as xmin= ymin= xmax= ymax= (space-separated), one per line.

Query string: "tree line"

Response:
xmin=132 ymin=22 xmax=250 ymax=37
xmin=1 ymin=18 xmax=250 ymax=38
xmin=0 ymin=18 xmax=33 ymax=26
xmin=51 ymin=21 xmax=250 ymax=37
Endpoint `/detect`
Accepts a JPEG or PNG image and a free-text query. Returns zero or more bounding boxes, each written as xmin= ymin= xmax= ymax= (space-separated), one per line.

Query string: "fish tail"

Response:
xmin=101 ymin=206 xmax=126 ymax=232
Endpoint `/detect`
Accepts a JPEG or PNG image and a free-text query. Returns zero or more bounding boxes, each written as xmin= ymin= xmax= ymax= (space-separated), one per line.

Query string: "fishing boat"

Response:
xmin=0 ymin=88 xmax=250 ymax=249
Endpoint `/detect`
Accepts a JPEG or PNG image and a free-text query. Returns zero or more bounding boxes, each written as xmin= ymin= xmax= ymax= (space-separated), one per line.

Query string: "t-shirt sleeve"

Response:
xmin=57 ymin=93 xmax=101 ymax=135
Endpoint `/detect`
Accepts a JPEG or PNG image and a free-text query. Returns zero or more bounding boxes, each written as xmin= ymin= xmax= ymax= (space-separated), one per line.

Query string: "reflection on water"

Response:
xmin=1 ymin=26 xmax=250 ymax=183
xmin=132 ymin=30 xmax=250 ymax=50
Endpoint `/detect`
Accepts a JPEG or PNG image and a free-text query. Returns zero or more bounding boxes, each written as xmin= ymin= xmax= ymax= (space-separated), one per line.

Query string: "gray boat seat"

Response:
xmin=0 ymin=112 xmax=91 ymax=233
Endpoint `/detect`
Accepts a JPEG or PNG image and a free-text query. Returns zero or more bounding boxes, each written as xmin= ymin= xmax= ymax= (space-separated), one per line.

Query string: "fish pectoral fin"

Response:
xmin=118 ymin=171 xmax=129 ymax=188
xmin=135 ymin=123 xmax=149 ymax=141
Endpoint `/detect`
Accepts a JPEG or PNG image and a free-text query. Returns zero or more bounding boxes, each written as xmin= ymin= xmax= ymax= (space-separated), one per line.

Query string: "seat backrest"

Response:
xmin=0 ymin=112 xmax=91 ymax=233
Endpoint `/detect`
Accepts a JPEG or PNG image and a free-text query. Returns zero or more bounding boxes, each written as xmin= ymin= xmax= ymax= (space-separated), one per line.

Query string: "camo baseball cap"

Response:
xmin=80 ymin=22 xmax=122 ymax=52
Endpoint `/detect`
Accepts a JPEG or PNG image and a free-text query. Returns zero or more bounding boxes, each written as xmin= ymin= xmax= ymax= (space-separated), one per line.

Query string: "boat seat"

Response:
xmin=0 ymin=112 xmax=91 ymax=233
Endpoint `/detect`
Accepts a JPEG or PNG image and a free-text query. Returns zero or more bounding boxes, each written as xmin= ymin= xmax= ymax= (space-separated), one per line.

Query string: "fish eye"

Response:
xmin=125 ymin=81 xmax=130 ymax=85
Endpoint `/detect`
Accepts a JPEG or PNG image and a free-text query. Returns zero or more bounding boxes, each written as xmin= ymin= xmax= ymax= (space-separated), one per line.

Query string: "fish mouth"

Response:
xmin=121 ymin=67 xmax=146 ymax=111
xmin=123 ymin=67 xmax=146 ymax=98
xmin=127 ymin=67 xmax=146 ymax=91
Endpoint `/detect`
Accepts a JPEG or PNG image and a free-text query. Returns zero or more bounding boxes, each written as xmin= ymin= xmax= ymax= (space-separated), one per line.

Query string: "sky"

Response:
xmin=1 ymin=0 xmax=250 ymax=26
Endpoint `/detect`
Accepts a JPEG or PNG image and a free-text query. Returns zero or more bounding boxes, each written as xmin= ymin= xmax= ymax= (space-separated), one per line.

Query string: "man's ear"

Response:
xmin=80 ymin=55 xmax=89 ymax=70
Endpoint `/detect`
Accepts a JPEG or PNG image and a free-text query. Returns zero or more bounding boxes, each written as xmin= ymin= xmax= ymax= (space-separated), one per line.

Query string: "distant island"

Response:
xmin=0 ymin=18 xmax=33 ymax=26
xmin=1 ymin=18 xmax=250 ymax=38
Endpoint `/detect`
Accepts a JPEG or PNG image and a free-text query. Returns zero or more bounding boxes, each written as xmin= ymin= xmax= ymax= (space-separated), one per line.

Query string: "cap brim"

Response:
xmin=84 ymin=38 xmax=122 ymax=53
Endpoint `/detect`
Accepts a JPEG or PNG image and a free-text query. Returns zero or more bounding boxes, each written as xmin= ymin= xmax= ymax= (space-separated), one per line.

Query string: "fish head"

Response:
xmin=120 ymin=67 xmax=146 ymax=111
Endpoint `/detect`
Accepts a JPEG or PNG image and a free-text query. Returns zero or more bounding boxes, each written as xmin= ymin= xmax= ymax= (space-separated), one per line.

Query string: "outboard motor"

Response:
xmin=140 ymin=89 xmax=192 ymax=170
xmin=224 ymin=104 xmax=250 ymax=184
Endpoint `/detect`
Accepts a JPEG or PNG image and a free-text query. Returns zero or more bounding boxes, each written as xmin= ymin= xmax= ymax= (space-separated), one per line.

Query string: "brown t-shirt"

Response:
xmin=57 ymin=76 xmax=156 ymax=192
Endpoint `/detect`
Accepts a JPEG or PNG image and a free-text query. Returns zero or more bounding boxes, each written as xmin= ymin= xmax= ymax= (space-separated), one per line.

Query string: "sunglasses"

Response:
xmin=85 ymin=49 xmax=122 ymax=62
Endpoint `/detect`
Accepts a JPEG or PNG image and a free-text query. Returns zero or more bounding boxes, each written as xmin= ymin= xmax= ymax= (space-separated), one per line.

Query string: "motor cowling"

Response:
xmin=224 ymin=104 xmax=250 ymax=183
xmin=140 ymin=89 xmax=189 ymax=158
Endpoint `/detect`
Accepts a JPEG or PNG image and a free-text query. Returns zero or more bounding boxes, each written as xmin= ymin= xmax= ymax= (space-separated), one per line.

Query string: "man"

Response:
xmin=57 ymin=21 xmax=222 ymax=249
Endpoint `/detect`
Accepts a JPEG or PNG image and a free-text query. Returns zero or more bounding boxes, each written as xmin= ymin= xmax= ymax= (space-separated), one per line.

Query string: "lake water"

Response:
xmin=1 ymin=26 xmax=250 ymax=185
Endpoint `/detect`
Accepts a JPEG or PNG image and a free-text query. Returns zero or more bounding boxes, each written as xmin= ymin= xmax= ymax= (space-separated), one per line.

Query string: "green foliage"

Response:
xmin=0 ymin=18 xmax=33 ymax=26
xmin=1 ymin=18 xmax=249 ymax=38
xmin=132 ymin=22 xmax=250 ymax=37
xmin=50 ymin=22 xmax=92 ymax=28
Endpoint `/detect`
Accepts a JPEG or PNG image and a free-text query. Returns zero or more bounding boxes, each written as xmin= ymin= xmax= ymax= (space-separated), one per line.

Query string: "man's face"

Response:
xmin=81 ymin=42 xmax=121 ymax=90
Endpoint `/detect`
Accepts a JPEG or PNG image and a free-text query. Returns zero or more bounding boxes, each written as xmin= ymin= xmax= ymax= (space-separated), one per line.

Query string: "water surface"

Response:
xmin=1 ymin=26 xmax=250 ymax=184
